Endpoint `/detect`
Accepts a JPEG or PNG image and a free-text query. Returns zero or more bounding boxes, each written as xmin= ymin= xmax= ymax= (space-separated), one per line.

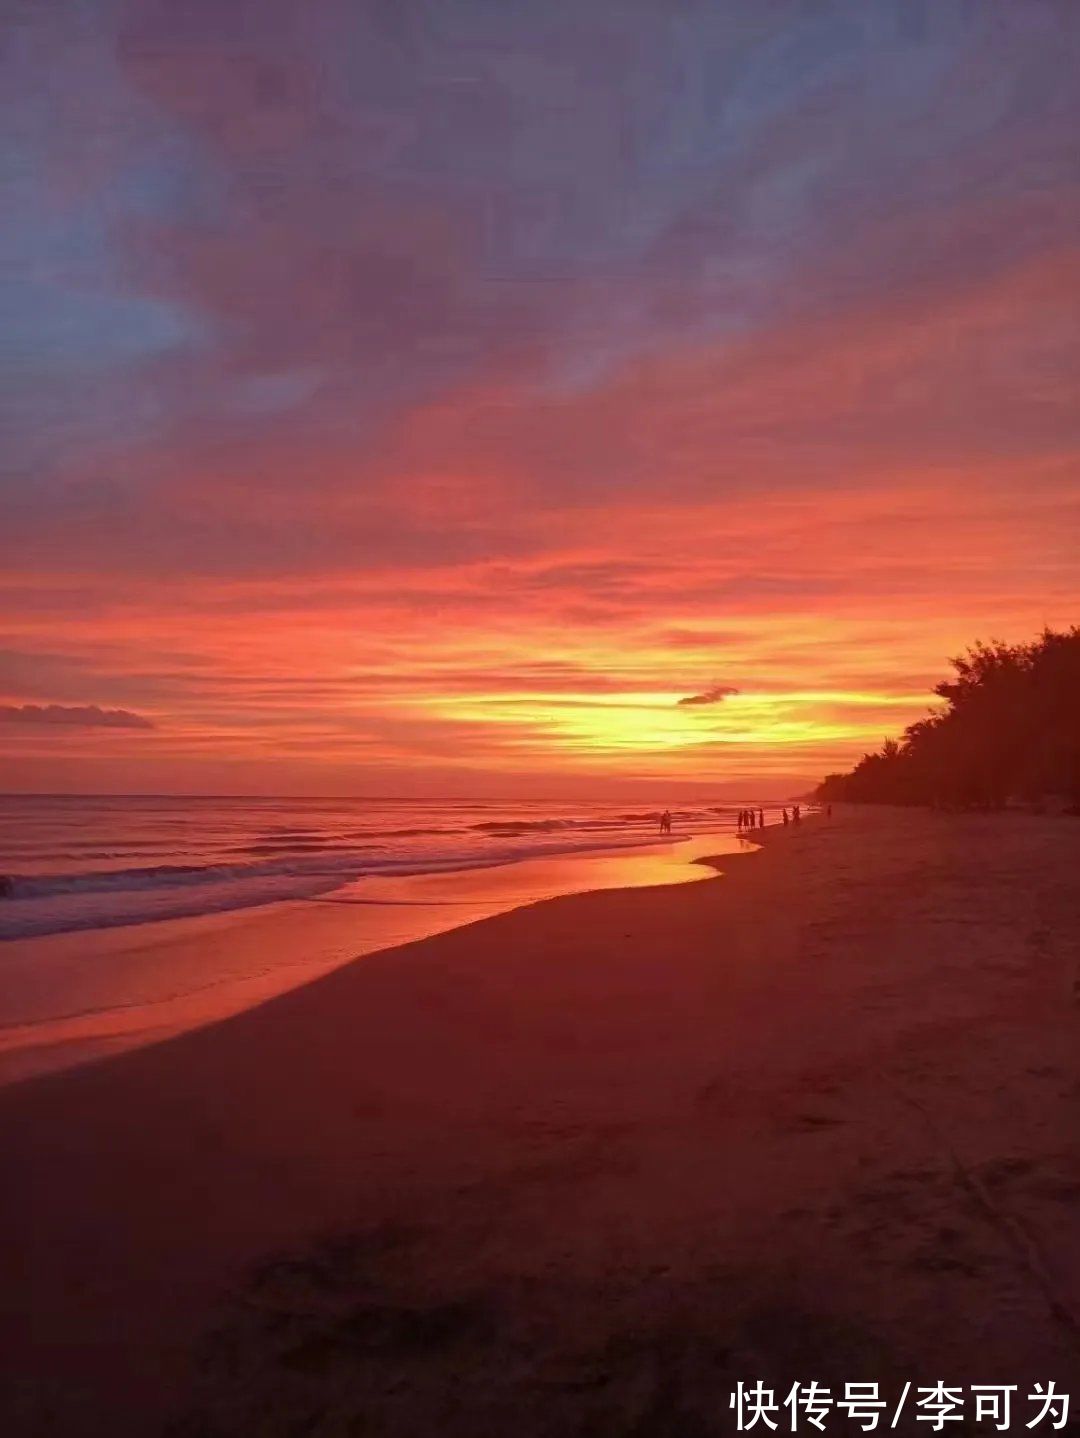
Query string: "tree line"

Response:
xmin=815 ymin=627 xmax=1080 ymax=811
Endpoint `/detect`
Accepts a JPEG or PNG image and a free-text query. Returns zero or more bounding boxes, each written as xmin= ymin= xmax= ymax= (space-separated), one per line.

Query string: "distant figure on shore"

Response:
xmin=827 ymin=804 xmax=832 ymax=817
xmin=659 ymin=810 xmax=672 ymax=835
xmin=782 ymin=808 xmax=789 ymax=826
xmin=793 ymin=803 xmax=801 ymax=823
xmin=758 ymin=808 xmax=764 ymax=828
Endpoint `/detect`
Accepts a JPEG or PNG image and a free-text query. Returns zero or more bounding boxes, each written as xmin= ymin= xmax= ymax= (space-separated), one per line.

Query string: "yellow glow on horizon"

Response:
xmin=401 ymin=685 xmax=937 ymax=761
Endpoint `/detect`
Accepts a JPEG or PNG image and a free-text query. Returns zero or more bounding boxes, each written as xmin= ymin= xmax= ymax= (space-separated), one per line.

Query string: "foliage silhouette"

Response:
xmin=816 ymin=628 xmax=1080 ymax=810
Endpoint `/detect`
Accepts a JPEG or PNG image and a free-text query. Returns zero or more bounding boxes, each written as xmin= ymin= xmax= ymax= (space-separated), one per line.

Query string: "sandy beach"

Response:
xmin=0 ymin=833 xmax=728 ymax=1087
xmin=2 ymin=807 xmax=1078 ymax=1435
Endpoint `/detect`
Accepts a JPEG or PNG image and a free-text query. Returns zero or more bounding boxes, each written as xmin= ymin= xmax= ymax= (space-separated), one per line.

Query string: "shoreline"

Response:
xmin=0 ymin=797 xmax=782 ymax=946
xmin=1 ymin=807 xmax=1076 ymax=1435
xmin=0 ymin=831 xmax=749 ymax=1088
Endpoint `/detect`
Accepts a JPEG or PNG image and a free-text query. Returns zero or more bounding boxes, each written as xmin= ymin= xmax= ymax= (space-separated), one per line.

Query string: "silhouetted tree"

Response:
xmin=815 ymin=628 xmax=1080 ymax=811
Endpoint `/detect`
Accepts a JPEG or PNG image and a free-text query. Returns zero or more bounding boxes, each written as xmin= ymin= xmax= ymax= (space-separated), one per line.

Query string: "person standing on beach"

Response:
xmin=758 ymin=808 xmax=764 ymax=828
xmin=659 ymin=810 xmax=672 ymax=835
xmin=782 ymin=808 xmax=789 ymax=826
xmin=793 ymin=804 xmax=801 ymax=823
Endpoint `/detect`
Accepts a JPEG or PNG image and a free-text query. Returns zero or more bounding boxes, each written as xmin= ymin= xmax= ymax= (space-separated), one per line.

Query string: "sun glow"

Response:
xmin=1 ymin=0 xmax=1076 ymax=797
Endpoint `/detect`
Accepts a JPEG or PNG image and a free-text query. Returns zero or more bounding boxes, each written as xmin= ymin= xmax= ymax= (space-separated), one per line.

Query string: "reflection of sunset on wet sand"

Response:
xmin=0 ymin=832 xmax=734 ymax=1086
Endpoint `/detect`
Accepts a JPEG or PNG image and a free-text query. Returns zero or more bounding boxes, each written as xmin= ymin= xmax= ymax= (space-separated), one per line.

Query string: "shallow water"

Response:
xmin=0 ymin=793 xmax=779 ymax=939
xmin=0 ymin=832 xmax=758 ymax=1086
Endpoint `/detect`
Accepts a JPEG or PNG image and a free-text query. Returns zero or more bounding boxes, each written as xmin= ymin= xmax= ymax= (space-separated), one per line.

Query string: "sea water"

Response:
xmin=0 ymin=793 xmax=782 ymax=940
xmin=0 ymin=794 xmax=782 ymax=1082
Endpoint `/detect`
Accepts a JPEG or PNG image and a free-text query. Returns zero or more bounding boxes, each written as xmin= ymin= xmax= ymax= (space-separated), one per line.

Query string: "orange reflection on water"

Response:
xmin=0 ymin=834 xmax=747 ymax=1087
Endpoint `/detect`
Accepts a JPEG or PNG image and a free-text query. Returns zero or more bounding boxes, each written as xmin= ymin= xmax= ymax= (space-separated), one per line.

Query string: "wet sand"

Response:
xmin=0 ymin=835 xmax=727 ymax=1086
xmin=1 ymin=808 xmax=1077 ymax=1435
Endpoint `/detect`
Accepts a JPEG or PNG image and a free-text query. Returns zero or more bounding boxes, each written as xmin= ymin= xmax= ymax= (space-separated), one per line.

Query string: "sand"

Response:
xmin=1 ymin=808 xmax=1077 ymax=1436
xmin=0 ymin=836 xmax=723 ymax=1087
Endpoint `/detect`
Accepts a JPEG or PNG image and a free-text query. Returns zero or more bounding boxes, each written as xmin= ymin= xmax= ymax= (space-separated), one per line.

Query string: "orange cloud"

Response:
xmin=4 ymin=20 xmax=1077 ymax=799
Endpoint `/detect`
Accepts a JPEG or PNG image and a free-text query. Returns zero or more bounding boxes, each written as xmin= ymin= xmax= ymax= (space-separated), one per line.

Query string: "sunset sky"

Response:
xmin=2 ymin=0 xmax=1077 ymax=798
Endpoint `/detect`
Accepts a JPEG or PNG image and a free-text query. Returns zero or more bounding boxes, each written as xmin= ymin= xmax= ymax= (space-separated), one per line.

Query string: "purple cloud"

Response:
xmin=677 ymin=685 xmax=740 ymax=707
xmin=0 ymin=704 xmax=155 ymax=730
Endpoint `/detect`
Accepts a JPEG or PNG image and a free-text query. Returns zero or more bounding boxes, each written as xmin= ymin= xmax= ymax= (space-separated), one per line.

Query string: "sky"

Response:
xmin=1 ymin=0 xmax=1077 ymax=799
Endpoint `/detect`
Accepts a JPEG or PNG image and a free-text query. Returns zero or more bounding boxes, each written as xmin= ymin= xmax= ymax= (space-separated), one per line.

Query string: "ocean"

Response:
xmin=0 ymin=793 xmax=785 ymax=1083
xmin=0 ymin=793 xmax=781 ymax=941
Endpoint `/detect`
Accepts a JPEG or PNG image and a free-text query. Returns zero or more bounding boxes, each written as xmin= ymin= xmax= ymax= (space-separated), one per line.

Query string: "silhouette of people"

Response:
xmin=827 ymin=804 xmax=832 ymax=817
xmin=793 ymin=803 xmax=801 ymax=823
xmin=782 ymin=808 xmax=789 ymax=826
xmin=758 ymin=808 xmax=764 ymax=828
xmin=659 ymin=809 xmax=672 ymax=835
